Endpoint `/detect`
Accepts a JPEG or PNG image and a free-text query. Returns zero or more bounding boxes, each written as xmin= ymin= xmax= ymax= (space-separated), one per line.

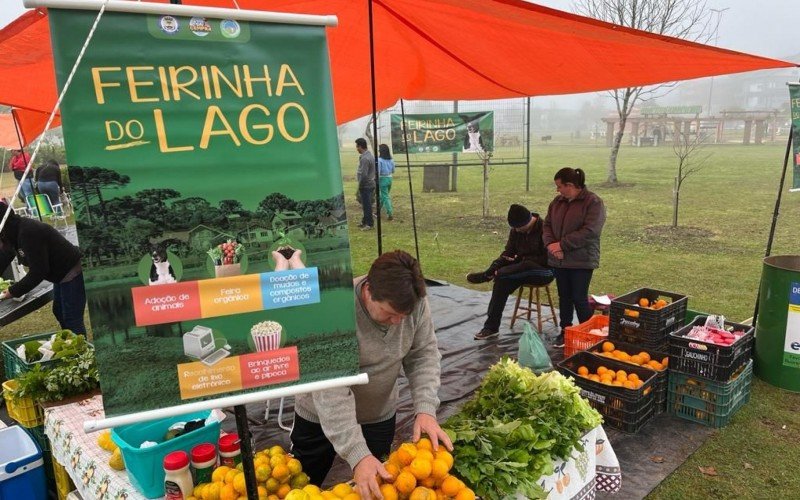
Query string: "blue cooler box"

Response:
xmin=111 ymin=410 xmax=220 ymax=499
xmin=0 ymin=425 xmax=47 ymax=500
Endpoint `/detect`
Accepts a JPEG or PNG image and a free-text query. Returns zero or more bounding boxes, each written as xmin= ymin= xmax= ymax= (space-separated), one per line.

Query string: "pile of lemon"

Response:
xmin=189 ymin=445 xmax=311 ymax=500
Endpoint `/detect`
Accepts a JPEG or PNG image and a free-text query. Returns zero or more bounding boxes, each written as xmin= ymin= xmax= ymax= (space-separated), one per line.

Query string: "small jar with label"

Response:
xmin=218 ymin=434 xmax=242 ymax=468
xmin=164 ymin=450 xmax=193 ymax=500
xmin=190 ymin=443 xmax=217 ymax=485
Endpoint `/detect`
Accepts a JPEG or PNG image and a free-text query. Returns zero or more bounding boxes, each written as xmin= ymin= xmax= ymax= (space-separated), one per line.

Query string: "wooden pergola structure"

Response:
xmin=602 ymin=108 xmax=780 ymax=146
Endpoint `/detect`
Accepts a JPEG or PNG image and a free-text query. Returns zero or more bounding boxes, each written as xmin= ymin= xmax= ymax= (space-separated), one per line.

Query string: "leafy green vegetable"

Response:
xmin=17 ymin=330 xmax=88 ymax=363
xmin=12 ymin=348 xmax=100 ymax=402
xmin=444 ymin=358 xmax=602 ymax=500
xmin=0 ymin=279 xmax=12 ymax=291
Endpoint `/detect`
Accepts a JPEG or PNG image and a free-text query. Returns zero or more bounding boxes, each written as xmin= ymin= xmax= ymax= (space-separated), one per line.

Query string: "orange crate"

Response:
xmin=565 ymin=315 xmax=609 ymax=357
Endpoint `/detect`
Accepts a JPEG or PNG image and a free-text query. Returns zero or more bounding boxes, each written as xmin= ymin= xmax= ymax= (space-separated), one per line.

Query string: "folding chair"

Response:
xmin=26 ymin=194 xmax=68 ymax=228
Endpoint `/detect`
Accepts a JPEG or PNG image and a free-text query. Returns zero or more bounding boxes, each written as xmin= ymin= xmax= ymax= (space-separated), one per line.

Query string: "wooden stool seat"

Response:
xmin=510 ymin=283 xmax=559 ymax=333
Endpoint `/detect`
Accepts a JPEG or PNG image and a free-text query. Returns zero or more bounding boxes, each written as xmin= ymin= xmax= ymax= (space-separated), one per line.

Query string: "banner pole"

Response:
xmin=84 ymin=373 xmax=369 ymax=433
xmin=368 ymin=0 xmax=382 ymax=254
xmin=399 ymin=99 xmax=421 ymax=263
xmin=9 ymin=109 xmax=43 ymax=221
xmin=234 ymin=404 xmax=260 ymax=500
xmin=752 ymin=124 xmax=793 ymax=325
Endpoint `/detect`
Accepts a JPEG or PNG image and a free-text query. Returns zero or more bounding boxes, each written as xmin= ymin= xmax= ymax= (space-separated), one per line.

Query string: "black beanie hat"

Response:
xmin=507 ymin=204 xmax=532 ymax=228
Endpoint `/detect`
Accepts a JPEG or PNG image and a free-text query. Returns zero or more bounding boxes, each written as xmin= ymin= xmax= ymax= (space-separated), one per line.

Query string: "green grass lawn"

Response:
xmin=3 ymin=139 xmax=799 ymax=498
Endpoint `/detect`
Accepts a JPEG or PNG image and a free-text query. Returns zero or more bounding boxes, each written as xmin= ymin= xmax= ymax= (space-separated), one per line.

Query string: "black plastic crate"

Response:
xmin=608 ymin=330 xmax=670 ymax=353
xmin=668 ymin=361 xmax=753 ymax=428
xmin=669 ymin=316 xmax=754 ymax=381
xmin=557 ymin=351 xmax=657 ymax=433
xmin=609 ymin=288 xmax=688 ymax=343
xmin=587 ymin=340 xmax=668 ymax=414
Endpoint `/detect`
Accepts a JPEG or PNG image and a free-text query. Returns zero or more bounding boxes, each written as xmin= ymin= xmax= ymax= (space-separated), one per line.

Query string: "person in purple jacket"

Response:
xmin=543 ymin=168 xmax=606 ymax=348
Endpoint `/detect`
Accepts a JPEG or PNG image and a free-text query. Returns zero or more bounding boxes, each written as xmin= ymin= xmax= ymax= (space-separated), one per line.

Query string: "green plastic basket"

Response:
xmin=2 ymin=332 xmax=64 ymax=380
xmin=668 ymin=360 xmax=753 ymax=428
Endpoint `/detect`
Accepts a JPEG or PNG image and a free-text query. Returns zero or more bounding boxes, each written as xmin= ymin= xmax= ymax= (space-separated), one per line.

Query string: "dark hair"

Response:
xmin=355 ymin=138 xmax=368 ymax=149
xmin=45 ymin=159 xmax=59 ymax=169
xmin=378 ymin=144 xmax=392 ymax=160
xmin=367 ymin=250 xmax=426 ymax=314
xmin=554 ymin=167 xmax=586 ymax=189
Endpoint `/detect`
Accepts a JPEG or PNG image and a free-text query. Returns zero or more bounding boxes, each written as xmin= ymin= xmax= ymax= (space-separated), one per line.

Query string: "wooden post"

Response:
xmin=754 ymin=120 xmax=765 ymax=145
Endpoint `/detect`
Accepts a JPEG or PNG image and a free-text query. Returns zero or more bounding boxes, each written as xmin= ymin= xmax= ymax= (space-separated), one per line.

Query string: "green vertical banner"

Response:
xmin=391 ymin=112 xmax=494 ymax=154
xmin=790 ymin=84 xmax=800 ymax=192
xmin=49 ymin=8 xmax=358 ymax=417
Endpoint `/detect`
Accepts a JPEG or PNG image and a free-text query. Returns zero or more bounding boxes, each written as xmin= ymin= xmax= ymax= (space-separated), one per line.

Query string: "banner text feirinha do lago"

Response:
xmin=90 ymin=63 xmax=310 ymax=152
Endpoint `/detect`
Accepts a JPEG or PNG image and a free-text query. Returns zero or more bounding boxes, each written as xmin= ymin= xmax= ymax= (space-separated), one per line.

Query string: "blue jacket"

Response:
xmin=378 ymin=158 xmax=395 ymax=177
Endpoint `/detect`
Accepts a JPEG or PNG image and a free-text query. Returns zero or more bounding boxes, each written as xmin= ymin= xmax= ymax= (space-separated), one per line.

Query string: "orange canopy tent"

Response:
xmin=0 ymin=0 xmax=795 ymax=144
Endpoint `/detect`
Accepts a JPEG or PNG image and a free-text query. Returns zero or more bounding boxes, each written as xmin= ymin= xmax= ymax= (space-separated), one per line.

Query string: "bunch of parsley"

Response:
xmin=444 ymin=358 xmax=602 ymax=500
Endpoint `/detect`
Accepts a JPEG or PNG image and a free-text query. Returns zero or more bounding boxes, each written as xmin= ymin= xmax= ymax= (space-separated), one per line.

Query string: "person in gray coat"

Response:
xmin=542 ymin=167 xmax=606 ymax=347
xmin=355 ymin=138 xmax=376 ymax=230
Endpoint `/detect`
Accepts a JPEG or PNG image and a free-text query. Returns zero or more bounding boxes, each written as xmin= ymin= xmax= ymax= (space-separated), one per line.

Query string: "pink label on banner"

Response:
xmin=239 ymin=347 xmax=300 ymax=389
xmin=131 ymin=281 xmax=202 ymax=326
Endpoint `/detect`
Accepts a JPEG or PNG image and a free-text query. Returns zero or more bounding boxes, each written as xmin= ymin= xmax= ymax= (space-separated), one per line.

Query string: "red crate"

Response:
xmin=565 ymin=315 xmax=609 ymax=357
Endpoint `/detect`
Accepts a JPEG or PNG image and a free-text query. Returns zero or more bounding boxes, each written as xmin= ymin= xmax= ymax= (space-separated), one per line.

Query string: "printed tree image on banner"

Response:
xmin=48 ymin=8 xmax=358 ymax=417
xmin=390 ymin=112 xmax=494 ymax=154
xmin=789 ymin=83 xmax=800 ymax=192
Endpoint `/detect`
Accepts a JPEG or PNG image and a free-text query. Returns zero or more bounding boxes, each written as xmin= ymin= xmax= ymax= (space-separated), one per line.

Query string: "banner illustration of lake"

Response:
xmin=789 ymin=83 xmax=800 ymax=192
xmin=390 ymin=112 xmax=494 ymax=154
xmin=48 ymin=8 xmax=358 ymax=417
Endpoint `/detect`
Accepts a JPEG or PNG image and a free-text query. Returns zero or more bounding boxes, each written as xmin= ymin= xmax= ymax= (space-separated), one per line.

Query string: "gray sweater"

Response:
xmin=294 ymin=277 xmax=441 ymax=468
xmin=356 ymin=150 xmax=376 ymax=189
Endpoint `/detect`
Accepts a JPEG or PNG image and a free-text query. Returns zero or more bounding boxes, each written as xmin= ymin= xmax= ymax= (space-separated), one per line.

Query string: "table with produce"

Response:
xmin=38 ymin=357 xmax=619 ymax=500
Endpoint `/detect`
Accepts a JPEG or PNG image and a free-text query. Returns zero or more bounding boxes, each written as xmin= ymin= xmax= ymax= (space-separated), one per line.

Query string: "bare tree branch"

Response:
xmin=573 ymin=0 xmax=715 ymax=185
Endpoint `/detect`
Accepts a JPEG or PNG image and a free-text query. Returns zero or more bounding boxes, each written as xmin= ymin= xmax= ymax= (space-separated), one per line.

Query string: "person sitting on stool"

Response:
xmin=467 ymin=204 xmax=553 ymax=340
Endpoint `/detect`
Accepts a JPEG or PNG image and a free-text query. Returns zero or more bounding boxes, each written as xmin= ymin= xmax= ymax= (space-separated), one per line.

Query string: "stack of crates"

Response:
xmin=667 ymin=316 xmax=755 ymax=427
xmin=1 ymin=332 xmax=69 ymax=489
xmin=609 ymin=288 xmax=688 ymax=351
xmin=557 ymin=351 xmax=659 ymax=433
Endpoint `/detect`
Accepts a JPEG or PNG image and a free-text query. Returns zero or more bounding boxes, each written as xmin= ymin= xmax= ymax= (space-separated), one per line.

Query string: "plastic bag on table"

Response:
xmin=517 ymin=321 xmax=553 ymax=374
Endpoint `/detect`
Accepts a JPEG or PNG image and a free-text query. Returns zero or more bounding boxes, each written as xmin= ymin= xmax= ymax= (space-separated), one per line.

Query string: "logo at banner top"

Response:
xmin=159 ymin=16 xmax=179 ymax=34
xmin=189 ymin=17 xmax=212 ymax=37
xmin=220 ymin=20 xmax=241 ymax=39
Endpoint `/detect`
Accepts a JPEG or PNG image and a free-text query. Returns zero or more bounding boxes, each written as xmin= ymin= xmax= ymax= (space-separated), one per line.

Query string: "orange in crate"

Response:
xmin=564 ymin=315 xmax=610 ymax=357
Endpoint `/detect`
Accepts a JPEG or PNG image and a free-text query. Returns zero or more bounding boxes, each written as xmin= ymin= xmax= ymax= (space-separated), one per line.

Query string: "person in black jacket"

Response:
xmin=0 ymin=201 xmax=86 ymax=334
xmin=467 ymin=204 xmax=553 ymax=340
xmin=35 ymin=159 xmax=64 ymax=208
